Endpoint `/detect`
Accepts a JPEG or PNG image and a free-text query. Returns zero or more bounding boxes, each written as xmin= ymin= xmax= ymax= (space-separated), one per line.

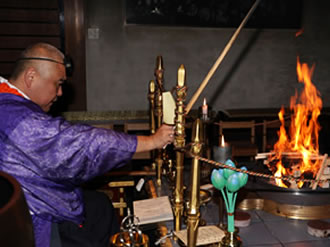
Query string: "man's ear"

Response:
xmin=24 ymin=67 xmax=36 ymax=89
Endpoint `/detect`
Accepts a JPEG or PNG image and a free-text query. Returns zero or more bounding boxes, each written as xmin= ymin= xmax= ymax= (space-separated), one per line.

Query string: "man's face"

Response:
xmin=31 ymin=60 xmax=67 ymax=112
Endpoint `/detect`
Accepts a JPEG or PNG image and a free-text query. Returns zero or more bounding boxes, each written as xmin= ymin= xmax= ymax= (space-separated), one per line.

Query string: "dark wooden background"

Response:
xmin=0 ymin=0 xmax=86 ymax=112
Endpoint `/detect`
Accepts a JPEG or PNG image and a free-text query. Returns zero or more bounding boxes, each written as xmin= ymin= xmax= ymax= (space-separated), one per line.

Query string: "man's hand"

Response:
xmin=136 ymin=124 xmax=175 ymax=152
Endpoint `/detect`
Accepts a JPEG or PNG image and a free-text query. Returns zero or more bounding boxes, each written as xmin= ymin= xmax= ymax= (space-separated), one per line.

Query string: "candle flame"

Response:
xmin=202 ymin=97 xmax=208 ymax=116
xmin=221 ymin=135 xmax=226 ymax=147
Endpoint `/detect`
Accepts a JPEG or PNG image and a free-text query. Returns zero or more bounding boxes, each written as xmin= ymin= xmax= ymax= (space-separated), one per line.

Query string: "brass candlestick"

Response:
xmin=154 ymin=55 xmax=164 ymax=92
xmin=155 ymin=94 xmax=163 ymax=186
xmin=187 ymin=118 xmax=204 ymax=247
xmin=173 ymin=65 xmax=186 ymax=232
xmin=148 ymin=80 xmax=156 ymax=171
xmin=154 ymin=56 xmax=164 ymax=186
xmin=154 ymin=55 xmax=164 ymax=129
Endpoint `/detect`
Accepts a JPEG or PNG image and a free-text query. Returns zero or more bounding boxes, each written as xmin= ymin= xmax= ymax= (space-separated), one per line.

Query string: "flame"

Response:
xmin=203 ymin=97 xmax=207 ymax=106
xmin=271 ymin=57 xmax=322 ymax=188
xmin=295 ymin=28 xmax=304 ymax=37
xmin=220 ymin=135 xmax=226 ymax=147
xmin=202 ymin=97 xmax=208 ymax=115
xmin=275 ymin=162 xmax=288 ymax=188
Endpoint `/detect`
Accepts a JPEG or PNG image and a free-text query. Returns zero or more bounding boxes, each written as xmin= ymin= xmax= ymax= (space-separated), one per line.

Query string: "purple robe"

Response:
xmin=0 ymin=93 xmax=137 ymax=247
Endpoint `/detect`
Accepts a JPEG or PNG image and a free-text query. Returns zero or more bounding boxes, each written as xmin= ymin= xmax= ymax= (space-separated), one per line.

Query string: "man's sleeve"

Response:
xmin=10 ymin=113 xmax=137 ymax=185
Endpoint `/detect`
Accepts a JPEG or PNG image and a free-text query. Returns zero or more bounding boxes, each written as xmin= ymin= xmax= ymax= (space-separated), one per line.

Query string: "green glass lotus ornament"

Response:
xmin=211 ymin=159 xmax=249 ymax=234
xmin=223 ymin=159 xmax=236 ymax=179
xmin=211 ymin=169 xmax=226 ymax=190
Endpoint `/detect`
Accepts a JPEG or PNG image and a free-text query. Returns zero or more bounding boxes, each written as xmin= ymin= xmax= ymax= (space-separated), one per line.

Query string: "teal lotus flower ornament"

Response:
xmin=211 ymin=159 xmax=248 ymax=234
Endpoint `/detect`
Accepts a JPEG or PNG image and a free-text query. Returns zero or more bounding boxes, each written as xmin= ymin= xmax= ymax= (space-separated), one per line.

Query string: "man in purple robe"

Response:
xmin=0 ymin=43 xmax=174 ymax=247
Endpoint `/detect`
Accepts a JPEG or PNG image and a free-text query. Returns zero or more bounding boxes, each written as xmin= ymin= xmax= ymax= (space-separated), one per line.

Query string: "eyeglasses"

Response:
xmin=17 ymin=56 xmax=73 ymax=76
xmin=18 ymin=57 xmax=71 ymax=68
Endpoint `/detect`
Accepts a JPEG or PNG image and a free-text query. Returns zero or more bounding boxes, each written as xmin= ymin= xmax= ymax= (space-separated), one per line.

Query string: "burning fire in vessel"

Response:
xmin=269 ymin=57 xmax=323 ymax=188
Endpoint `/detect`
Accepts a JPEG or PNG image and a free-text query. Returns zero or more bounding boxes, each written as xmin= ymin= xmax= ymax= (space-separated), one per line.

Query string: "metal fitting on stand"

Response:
xmin=155 ymin=231 xmax=174 ymax=246
xmin=110 ymin=210 xmax=149 ymax=247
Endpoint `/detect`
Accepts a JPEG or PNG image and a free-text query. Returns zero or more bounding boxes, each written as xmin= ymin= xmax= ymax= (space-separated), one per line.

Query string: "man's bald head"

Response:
xmin=10 ymin=43 xmax=65 ymax=81
xmin=8 ymin=43 xmax=67 ymax=112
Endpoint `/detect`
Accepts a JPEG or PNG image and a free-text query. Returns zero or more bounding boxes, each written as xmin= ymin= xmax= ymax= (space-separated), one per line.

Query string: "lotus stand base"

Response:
xmin=220 ymin=231 xmax=242 ymax=247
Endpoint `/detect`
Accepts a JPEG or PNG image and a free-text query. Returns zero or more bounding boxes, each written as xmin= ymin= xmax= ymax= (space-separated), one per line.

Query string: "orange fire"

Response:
xmin=271 ymin=57 xmax=322 ymax=188
xmin=295 ymin=28 xmax=304 ymax=37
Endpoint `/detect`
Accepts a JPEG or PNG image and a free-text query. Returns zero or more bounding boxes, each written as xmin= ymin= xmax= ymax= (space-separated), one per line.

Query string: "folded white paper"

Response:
xmin=162 ymin=91 xmax=176 ymax=125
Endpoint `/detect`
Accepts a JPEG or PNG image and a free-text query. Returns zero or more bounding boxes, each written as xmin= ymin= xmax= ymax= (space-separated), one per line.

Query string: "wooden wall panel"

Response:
xmin=0 ymin=50 xmax=22 ymax=61
xmin=0 ymin=0 xmax=58 ymax=9
xmin=0 ymin=37 xmax=61 ymax=49
xmin=0 ymin=63 xmax=14 ymax=76
xmin=0 ymin=9 xmax=59 ymax=22
xmin=0 ymin=23 xmax=60 ymax=36
xmin=0 ymin=0 xmax=87 ymax=112
xmin=0 ymin=1 xmax=61 ymax=78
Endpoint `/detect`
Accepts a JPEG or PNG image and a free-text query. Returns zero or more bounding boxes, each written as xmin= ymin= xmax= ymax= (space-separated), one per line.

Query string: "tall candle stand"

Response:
xmin=187 ymin=118 xmax=204 ymax=247
xmin=154 ymin=56 xmax=164 ymax=186
xmin=148 ymin=80 xmax=157 ymax=171
xmin=173 ymin=64 xmax=186 ymax=232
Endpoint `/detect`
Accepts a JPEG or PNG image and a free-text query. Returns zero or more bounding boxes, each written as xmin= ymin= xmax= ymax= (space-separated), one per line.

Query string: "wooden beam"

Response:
xmin=62 ymin=0 xmax=87 ymax=111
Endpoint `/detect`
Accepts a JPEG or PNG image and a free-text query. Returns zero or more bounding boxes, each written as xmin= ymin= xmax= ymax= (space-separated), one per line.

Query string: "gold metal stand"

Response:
xmin=220 ymin=231 xmax=242 ymax=247
xmin=148 ymin=80 xmax=157 ymax=170
xmin=110 ymin=211 xmax=149 ymax=247
xmin=154 ymin=56 xmax=164 ymax=186
xmin=110 ymin=232 xmax=149 ymax=247
xmin=187 ymin=119 xmax=203 ymax=247
xmin=173 ymin=65 xmax=186 ymax=232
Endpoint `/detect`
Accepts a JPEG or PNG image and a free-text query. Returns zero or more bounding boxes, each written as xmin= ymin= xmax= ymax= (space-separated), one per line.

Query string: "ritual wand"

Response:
xmin=185 ymin=0 xmax=261 ymax=114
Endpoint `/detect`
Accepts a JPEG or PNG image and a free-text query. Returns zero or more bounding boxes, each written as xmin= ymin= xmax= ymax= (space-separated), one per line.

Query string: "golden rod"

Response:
xmin=155 ymin=55 xmax=165 ymax=92
xmin=155 ymin=56 xmax=165 ymax=186
xmin=173 ymin=64 xmax=187 ymax=232
xmin=185 ymin=0 xmax=261 ymax=114
xmin=149 ymin=80 xmax=156 ymax=135
xmin=149 ymin=80 xmax=157 ymax=170
xmin=187 ymin=118 xmax=204 ymax=247
xmin=155 ymin=55 xmax=164 ymax=128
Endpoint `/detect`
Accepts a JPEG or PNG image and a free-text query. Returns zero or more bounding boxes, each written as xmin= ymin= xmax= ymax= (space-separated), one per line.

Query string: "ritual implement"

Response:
xmin=173 ymin=65 xmax=187 ymax=232
xmin=185 ymin=0 xmax=261 ymax=114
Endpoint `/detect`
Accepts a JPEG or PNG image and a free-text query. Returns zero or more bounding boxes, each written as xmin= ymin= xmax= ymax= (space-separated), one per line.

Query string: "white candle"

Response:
xmin=202 ymin=98 xmax=208 ymax=116
xmin=214 ymin=135 xmax=232 ymax=163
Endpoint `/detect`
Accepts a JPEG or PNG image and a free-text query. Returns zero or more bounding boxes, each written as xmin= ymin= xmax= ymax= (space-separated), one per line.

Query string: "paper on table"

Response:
xmin=162 ymin=91 xmax=176 ymax=125
xmin=175 ymin=225 xmax=225 ymax=246
xmin=133 ymin=196 xmax=174 ymax=225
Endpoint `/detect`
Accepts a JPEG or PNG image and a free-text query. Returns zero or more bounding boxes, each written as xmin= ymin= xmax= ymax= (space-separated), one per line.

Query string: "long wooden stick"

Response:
xmin=256 ymin=152 xmax=325 ymax=160
xmin=311 ymin=154 xmax=328 ymax=190
xmin=185 ymin=0 xmax=261 ymax=114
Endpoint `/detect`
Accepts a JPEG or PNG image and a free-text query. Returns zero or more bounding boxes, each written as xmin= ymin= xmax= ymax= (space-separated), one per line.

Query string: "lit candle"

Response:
xmin=177 ymin=64 xmax=185 ymax=87
xmin=220 ymin=135 xmax=226 ymax=147
xmin=202 ymin=98 xmax=208 ymax=116
xmin=213 ymin=135 xmax=232 ymax=163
